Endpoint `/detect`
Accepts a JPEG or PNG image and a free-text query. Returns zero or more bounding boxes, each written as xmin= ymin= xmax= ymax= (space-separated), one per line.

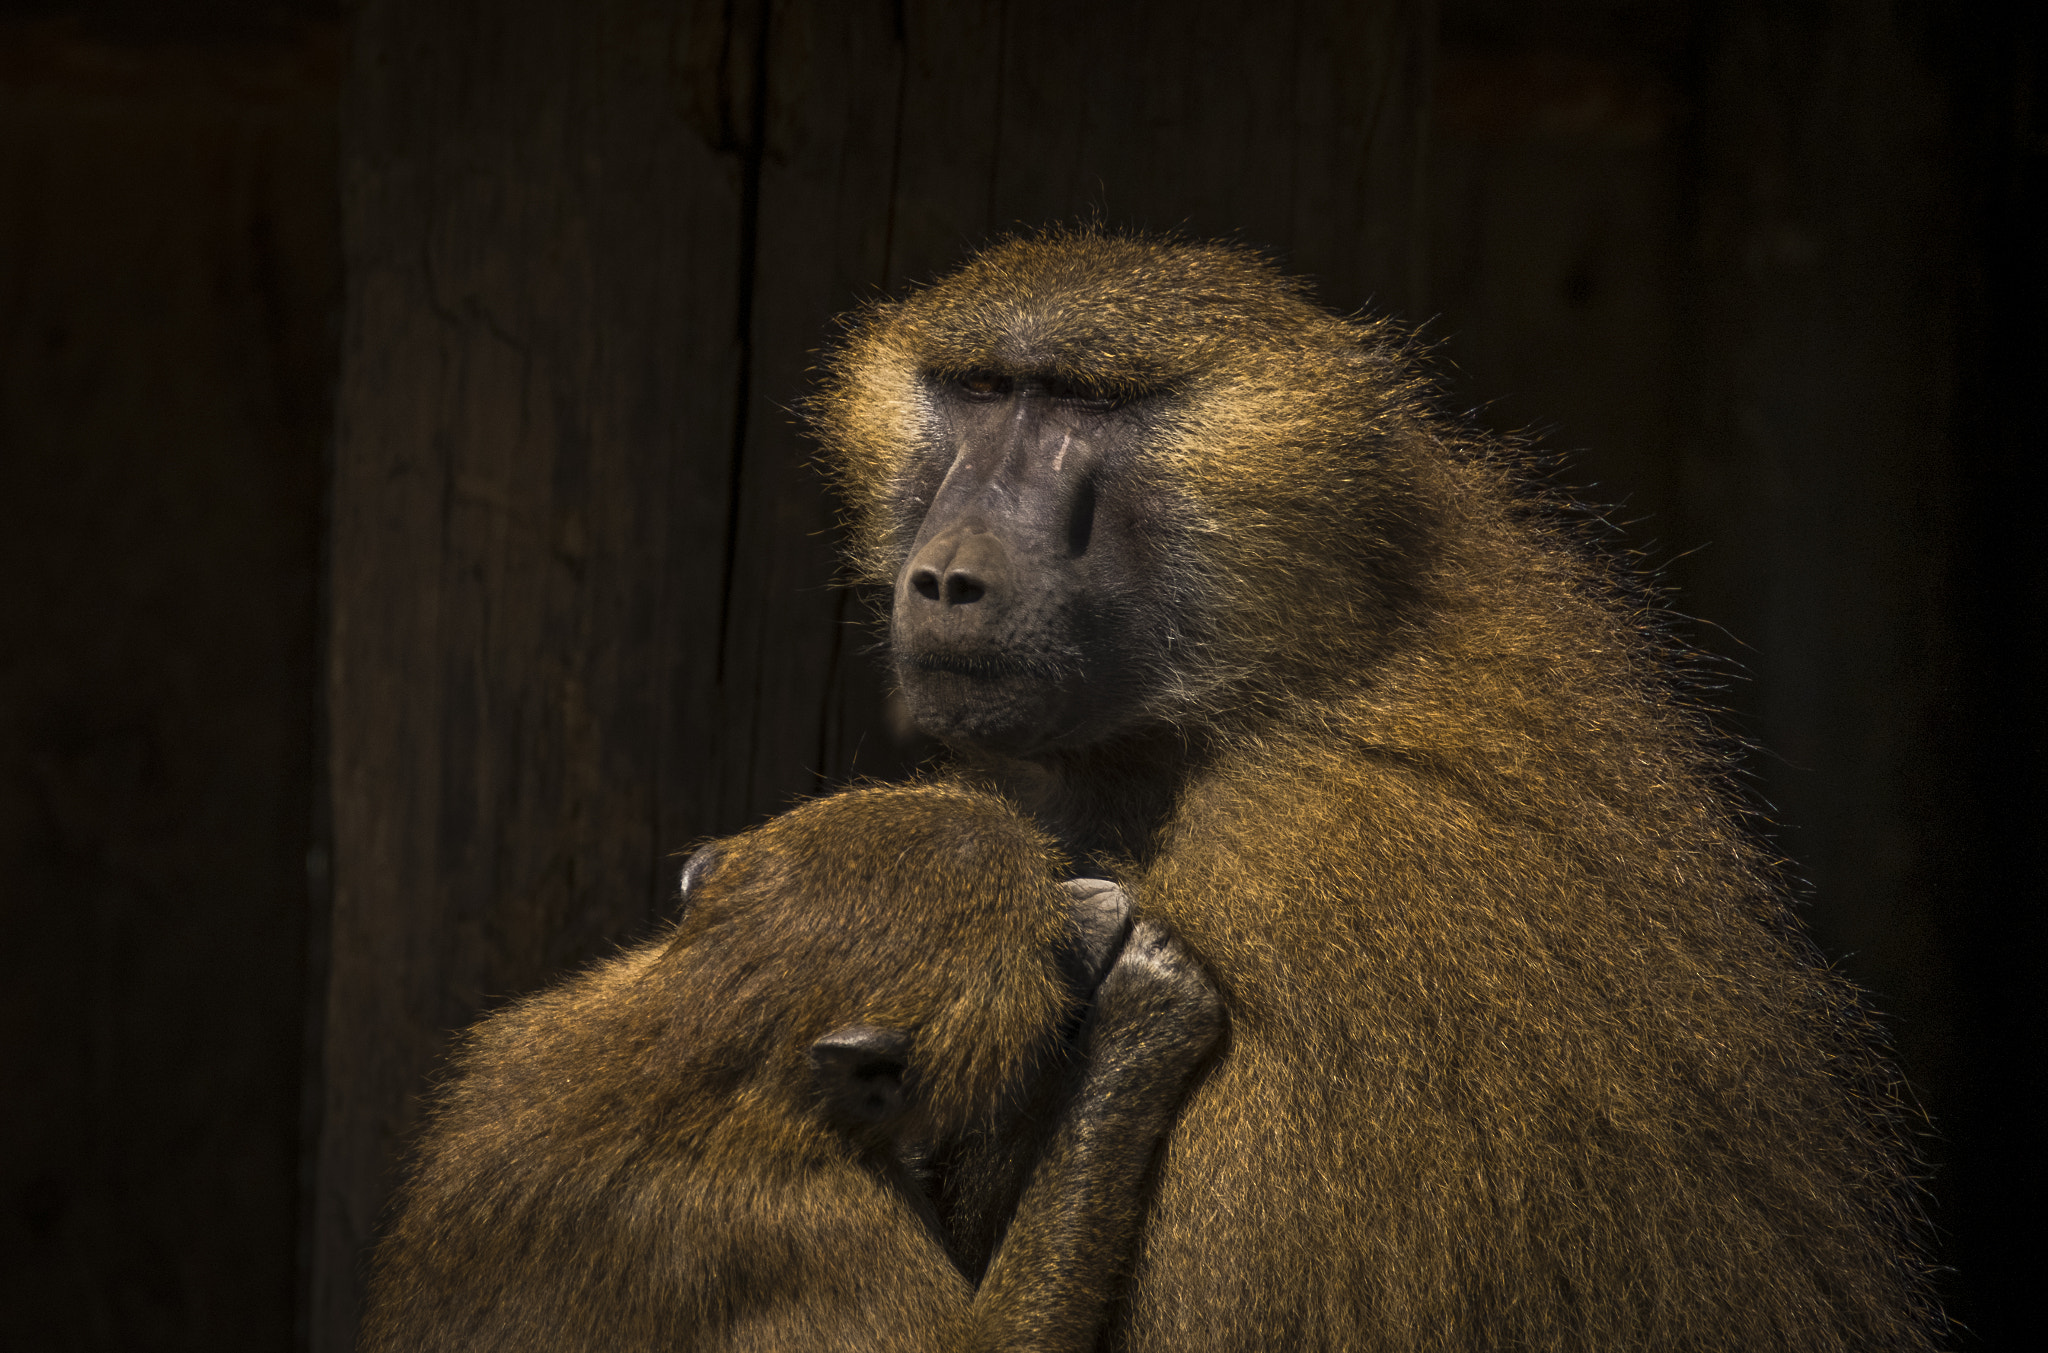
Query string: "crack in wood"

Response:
xmin=715 ymin=0 xmax=776 ymax=683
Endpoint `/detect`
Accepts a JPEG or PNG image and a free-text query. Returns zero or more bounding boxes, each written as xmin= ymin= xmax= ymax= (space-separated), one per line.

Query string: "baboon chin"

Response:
xmin=360 ymin=783 xmax=1223 ymax=1353
xmin=810 ymin=228 xmax=1943 ymax=1351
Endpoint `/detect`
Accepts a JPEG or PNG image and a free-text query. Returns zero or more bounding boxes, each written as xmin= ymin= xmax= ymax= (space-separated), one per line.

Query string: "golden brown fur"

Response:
xmin=360 ymin=781 xmax=1222 ymax=1352
xmin=811 ymin=229 xmax=1941 ymax=1351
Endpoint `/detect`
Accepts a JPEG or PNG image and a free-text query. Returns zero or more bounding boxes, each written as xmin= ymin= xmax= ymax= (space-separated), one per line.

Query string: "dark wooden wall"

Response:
xmin=2 ymin=1 xmax=2040 ymax=1349
xmin=0 ymin=10 xmax=338 ymax=1348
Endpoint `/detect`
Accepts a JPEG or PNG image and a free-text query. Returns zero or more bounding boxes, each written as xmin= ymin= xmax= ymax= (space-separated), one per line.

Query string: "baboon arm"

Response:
xmin=961 ymin=921 xmax=1224 ymax=1353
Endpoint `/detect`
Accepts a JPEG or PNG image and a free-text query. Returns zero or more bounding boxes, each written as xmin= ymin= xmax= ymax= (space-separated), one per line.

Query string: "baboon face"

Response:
xmin=820 ymin=232 xmax=1424 ymax=760
xmin=890 ymin=374 xmax=1183 ymax=756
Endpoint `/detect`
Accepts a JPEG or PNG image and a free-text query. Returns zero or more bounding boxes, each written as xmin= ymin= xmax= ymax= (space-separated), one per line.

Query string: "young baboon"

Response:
xmin=359 ymin=782 xmax=1223 ymax=1353
xmin=809 ymin=229 xmax=1943 ymax=1351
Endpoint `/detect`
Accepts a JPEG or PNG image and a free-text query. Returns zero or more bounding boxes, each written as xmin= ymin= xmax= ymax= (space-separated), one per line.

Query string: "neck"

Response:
xmin=952 ymin=725 xmax=1201 ymax=879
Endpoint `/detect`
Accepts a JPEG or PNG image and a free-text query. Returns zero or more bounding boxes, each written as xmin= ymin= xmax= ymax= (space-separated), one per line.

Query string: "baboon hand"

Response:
xmin=1060 ymin=878 xmax=1134 ymax=991
xmin=1091 ymin=919 xmax=1226 ymax=1070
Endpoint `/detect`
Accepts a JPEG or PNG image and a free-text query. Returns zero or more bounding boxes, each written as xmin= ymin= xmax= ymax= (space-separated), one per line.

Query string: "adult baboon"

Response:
xmin=360 ymin=782 xmax=1223 ymax=1353
xmin=809 ymin=230 xmax=1941 ymax=1351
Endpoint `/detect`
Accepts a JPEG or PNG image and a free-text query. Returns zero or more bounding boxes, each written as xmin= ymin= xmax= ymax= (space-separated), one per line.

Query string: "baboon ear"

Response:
xmin=810 ymin=1025 xmax=912 ymax=1128
xmin=677 ymin=844 xmax=724 ymax=909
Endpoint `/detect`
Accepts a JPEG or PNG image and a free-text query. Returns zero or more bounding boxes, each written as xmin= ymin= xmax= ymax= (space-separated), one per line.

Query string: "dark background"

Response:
xmin=1 ymin=1 xmax=2038 ymax=1348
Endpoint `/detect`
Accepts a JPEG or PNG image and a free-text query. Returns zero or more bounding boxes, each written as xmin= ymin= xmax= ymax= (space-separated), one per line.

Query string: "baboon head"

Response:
xmin=811 ymin=230 xmax=1440 ymax=758
xmin=662 ymin=784 xmax=1124 ymax=1151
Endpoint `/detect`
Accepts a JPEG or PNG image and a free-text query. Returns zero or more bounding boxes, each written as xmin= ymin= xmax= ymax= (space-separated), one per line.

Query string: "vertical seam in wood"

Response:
xmin=985 ymin=0 xmax=1010 ymax=227
xmin=1288 ymin=0 xmax=1306 ymax=255
xmin=815 ymin=13 xmax=915 ymax=789
xmin=715 ymin=0 xmax=776 ymax=682
xmin=879 ymin=5 xmax=912 ymax=283
xmin=1408 ymin=0 xmax=1437 ymax=314
xmin=295 ymin=334 xmax=339 ymax=1353
xmin=814 ymin=587 xmax=851 ymax=790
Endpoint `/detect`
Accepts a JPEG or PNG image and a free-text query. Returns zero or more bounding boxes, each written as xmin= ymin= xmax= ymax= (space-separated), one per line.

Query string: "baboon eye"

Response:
xmin=1048 ymin=377 xmax=1116 ymax=410
xmin=957 ymin=371 xmax=1011 ymax=400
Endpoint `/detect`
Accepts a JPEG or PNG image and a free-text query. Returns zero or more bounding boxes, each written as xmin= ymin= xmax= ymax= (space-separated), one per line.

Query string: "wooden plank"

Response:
xmin=315 ymin=3 xmax=751 ymax=1346
xmin=981 ymin=0 xmax=1431 ymax=316
xmin=713 ymin=0 xmax=921 ymax=816
xmin=871 ymin=0 xmax=1431 ymax=311
xmin=0 ymin=23 xmax=338 ymax=1350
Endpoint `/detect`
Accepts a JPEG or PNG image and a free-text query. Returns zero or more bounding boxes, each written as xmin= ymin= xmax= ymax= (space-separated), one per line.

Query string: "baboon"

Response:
xmin=809 ymin=229 xmax=1942 ymax=1351
xmin=359 ymin=782 xmax=1224 ymax=1353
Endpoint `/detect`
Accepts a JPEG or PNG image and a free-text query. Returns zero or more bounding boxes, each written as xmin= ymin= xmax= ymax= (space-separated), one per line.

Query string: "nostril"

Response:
xmin=904 ymin=531 xmax=1002 ymax=609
